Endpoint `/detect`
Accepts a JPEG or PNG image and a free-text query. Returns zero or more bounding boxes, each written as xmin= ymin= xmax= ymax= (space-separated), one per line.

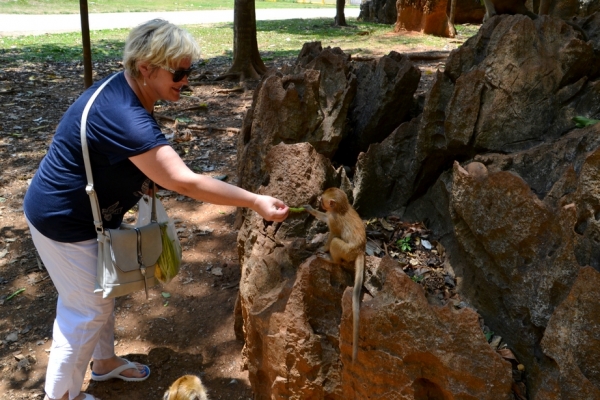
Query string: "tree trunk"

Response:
xmin=335 ymin=0 xmax=347 ymax=26
xmin=447 ymin=0 xmax=457 ymax=37
xmin=219 ymin=0 xmax=267 ymax=81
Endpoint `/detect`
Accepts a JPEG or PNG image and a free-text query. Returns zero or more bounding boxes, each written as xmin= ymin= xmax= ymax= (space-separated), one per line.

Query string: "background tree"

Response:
xmin=447 ymin=0 xmax=457 ymax=37
xmin=219 ymin=0 xmax=267 ymax=81
xmin=335 ymin=0 xmax=347 ymax=26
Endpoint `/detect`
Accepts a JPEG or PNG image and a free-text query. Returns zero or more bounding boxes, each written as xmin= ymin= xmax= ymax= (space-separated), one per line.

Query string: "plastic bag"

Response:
xmin=136 ymin=195 xmax=182 ymax=283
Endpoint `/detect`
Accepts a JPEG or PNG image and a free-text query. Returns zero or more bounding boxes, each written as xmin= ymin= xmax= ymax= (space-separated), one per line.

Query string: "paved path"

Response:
xmin=0 ymin=8 xmax=360 ymax=36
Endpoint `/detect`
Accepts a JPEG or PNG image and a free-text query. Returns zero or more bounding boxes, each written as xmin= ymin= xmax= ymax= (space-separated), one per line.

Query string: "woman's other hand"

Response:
xmin=252 ymin=195 xmax=289 ymax=222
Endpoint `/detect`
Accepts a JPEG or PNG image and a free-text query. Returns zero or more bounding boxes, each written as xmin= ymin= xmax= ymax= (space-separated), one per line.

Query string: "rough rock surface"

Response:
xmin=535 ymin=266 xmax=600 ymax=400
xmin=361 ymin=0 xmax=485 ymax=24
xmin=449 ymin=161 xmax=580 ymax=383
xmin=359 ymin=0 xmax=399 ymax=24
xmin=579 ymin=11 xmax=600 ymax=53
xmin=441 ymin=14 xmax=596 ymax=153
xmin=353 ymin=116 xmax=421 ymax=215
xmin=355 ymin=14 xmax=600 ymax=214
xmin=395 ymin=0 xmax=455 ymax=37
xmin=336 ymin=50 xmax=421 ymax=164
xmin=237 ymin=15 xmax=600 ymax=399
xmin=530 ymin=0 xmax=600 ymax=17
xmin=350 ymin=14 xmax=600 ymax=398
xmin=235 ymin=140 xmax=513 ymax=399
xmin=452 ymin=0 xmax=487 ymax=23
xmin=236 ymin=142 xmax=351 ymax=399
xmin=341 ymin=257 xmax=513 ymax=399
xmin=237 ymin=43 xmax=356 ymax=193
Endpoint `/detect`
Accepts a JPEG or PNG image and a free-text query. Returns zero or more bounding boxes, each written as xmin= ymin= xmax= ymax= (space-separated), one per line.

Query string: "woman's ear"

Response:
xmin=137 ymin=61 xmax=151 ymax=79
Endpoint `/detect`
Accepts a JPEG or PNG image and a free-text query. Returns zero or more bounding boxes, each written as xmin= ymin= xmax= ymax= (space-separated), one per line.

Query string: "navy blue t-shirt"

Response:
xmin=24 ymin=72 xmax=169 ymax=242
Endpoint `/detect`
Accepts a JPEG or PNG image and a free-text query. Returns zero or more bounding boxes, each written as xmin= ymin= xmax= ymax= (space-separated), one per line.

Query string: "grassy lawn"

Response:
xmin=0 ymin=19 xmax=480 ymax=67
xmin=0 ymin=0 xmax=348 ymax=14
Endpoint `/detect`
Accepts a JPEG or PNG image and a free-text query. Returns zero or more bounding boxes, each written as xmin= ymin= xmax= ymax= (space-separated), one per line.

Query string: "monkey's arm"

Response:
xmin=303 ymin=205 xmax=329 ymax=223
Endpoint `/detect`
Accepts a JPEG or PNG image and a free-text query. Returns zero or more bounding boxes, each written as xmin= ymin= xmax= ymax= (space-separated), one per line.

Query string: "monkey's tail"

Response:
xmin=352 ymin=253 xmax=365 ymax=363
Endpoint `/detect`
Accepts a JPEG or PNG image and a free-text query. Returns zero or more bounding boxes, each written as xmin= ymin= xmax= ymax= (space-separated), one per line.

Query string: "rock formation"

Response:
xmin=235 ymin=14 xmax=600 ymax=399
xmin=536 ymin=266 xmax=600 ymax=399
xmin=359 ymin=0 xmax=485 ymax=25
xmin=237 ymin=156 xmax=514 ymax=397
xmin=395 ymin=0 xmax=456 ymax=37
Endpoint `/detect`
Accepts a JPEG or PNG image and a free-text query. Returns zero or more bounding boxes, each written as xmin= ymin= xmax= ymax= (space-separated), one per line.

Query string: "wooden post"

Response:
xmin=79 ymin=0 xmax=93 ymax=88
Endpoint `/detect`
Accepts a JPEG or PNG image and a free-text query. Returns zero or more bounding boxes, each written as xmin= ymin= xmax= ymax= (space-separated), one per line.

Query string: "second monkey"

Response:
xmin=304 ymin=187 xmax=366 ymax=362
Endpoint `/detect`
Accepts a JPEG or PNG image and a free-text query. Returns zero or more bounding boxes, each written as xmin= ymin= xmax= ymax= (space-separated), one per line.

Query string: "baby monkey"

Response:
xmin=164 ymin=374 xmax=209 ymax=400
xmin=304 ymin=187 xmax=367 ymax=362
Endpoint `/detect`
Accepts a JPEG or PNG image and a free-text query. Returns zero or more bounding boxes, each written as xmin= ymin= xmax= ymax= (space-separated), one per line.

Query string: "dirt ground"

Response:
xmin=0 ymin=28 xmax=475 ymax=400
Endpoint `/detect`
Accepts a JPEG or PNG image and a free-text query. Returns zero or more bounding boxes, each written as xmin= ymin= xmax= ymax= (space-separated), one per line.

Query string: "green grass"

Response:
xmin=0 ymin=18 xmax=455 ymax=66
xmin=0 ymin=0 xmax=346 ymax=14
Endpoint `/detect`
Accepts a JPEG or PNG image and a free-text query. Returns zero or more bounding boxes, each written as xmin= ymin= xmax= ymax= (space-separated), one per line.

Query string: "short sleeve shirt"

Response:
xmin=24 ymin=72 xmax=169 ymax=242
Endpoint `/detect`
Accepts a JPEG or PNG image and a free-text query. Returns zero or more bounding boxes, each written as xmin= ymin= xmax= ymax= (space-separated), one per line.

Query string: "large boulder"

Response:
xmin=359 ymin=0 xmax=399 ymax=23
xmin=352 ymin=116 xmax=421 ymax=215
xmin=237 ymin=14 xmax=600 ymax=399
xmin=341 ymin=257 xmax=513 ymax=399
xmin=529 ymin=0 xmax=600 ymax=17
xmin=395 ymin=0 xmax=455 ymax=37
xmin=336 ymin=51 xmax=421 ymax=165
xmin=442 ymin=15 xmax=595 ymax=153
xmin=448 ymin=161 xmax=580 ymax=385
xmin=536 ymin=266 xmax=600 ymax=399
xmin=351 ymin=14 xmax=600 ymax=398
xmin=236 ymin=141 xmax=513 ymax=399
xmin=361 ymin=0 xmax=484 ymax=24
xmin=355 ymin=13 xmax=600 ymax=215
xmin=237 ymin=43 xmax=356 ymax=193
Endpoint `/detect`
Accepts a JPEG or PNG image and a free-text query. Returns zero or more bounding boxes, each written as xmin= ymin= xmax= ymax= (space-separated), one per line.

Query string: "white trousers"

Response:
xmin=27 ymin=219 xmax=116 ymax=400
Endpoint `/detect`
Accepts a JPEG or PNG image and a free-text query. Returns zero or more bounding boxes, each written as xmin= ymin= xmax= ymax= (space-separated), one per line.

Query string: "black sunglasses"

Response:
xmin=162 ymin=66 xmax=192 ymax=82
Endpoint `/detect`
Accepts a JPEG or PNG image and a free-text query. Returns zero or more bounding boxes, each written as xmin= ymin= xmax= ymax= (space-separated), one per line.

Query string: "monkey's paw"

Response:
xmin=302 ymin=205 xmax=314 ymax=212
xmin=316 ymin=251 xmax=334 ymax=263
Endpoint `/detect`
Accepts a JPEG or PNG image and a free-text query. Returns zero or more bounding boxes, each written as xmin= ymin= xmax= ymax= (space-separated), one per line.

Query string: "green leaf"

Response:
xmin=573 ymin=116 xmax=600 ymax=128
xmin=396 ymin=237 xmax=412 ymax=252
xmin=6 ymin=288 xmax=25 ymax=301
xmin=161 ymin=292 xmax=171 ymax=298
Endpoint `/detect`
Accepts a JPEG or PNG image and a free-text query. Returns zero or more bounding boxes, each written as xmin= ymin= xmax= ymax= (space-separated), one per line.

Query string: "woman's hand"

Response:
xmin=252 ymin=195 xmax=289 ymax=222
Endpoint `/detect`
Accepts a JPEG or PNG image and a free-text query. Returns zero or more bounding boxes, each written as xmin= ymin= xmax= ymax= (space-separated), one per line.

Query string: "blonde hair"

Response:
xmin=123 ymin=19 xmax=201 ymax=78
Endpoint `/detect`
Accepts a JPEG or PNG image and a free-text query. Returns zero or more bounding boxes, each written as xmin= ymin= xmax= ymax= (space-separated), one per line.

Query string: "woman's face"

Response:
xmin=150 ymin=57 xmax=192 ymax=102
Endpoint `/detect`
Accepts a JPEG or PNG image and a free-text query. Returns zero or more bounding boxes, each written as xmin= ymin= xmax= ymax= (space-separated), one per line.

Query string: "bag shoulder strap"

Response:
xmin=80 ymin=73 xmax=157 ymax=234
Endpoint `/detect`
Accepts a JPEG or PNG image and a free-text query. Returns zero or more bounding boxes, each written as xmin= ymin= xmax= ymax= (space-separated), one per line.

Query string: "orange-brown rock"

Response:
xmin=237 ymin=44 xmax=356 ymax=194
xmin=395 ymin=0 xmax=454 ymax=37
xmin=341 ymin=256 xmax=513 ymax=399
xmin=236 ymin=142 xmax=513 ymax=399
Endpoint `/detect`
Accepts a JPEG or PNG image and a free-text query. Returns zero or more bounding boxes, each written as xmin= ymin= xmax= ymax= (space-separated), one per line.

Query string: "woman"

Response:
xmin=24 ymin=19 xmax=289 ymax=400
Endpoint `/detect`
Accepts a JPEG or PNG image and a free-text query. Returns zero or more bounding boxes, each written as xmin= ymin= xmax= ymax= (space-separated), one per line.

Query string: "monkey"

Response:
xmin=464 ymin=161 xmax=489 ymax=182
xmin=303 ymin=187 xmax=367 ymax=363
xmin=164 ymin=375 xmax=209 ymax=400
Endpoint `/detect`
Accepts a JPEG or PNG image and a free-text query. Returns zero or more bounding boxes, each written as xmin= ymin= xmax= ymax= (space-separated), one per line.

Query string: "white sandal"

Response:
xmin=90 ymin=357 xmax=150 ymax=382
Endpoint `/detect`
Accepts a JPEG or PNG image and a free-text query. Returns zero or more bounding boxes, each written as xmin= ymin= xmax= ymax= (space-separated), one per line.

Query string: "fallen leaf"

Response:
xmin=497 ymin=348 xmax=518 ymax=362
